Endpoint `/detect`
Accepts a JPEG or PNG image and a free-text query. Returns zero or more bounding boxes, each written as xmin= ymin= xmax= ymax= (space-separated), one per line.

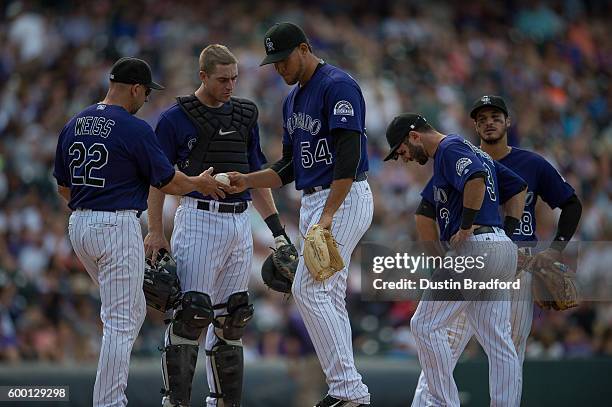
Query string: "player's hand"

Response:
xmin=274 ymin=235 xmax=290 ymax=249
xmin=517 ymin=248 xmax=534 ymax=271
xmin=317 ymin=213 xmax=333 ymax=230
xmin=226 ymin=172 xmax=249 ymax=194
xmin=532 ymin=248 xmax=562 ymax=269
xmin=144 ymin=231 xmax=170 ymax=262
xmin=450 ymin=228 xmax=473 ymax=248
xmin=195 ymin=167 xmax=226 ymax=199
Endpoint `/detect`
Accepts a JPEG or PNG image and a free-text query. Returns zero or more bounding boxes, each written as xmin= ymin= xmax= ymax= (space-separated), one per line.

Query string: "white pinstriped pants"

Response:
xmin=170 ymin=197 xmax=252 ymax=407
xmin=410 ymin=228 xmax=520 ymax=407
xmin=292 ymin=181 xmax=373 ymax=404
xmin=68 ymin=210 xmax=147 ymax=407
xmin=412 ymin=268 xmax=533 ymax=407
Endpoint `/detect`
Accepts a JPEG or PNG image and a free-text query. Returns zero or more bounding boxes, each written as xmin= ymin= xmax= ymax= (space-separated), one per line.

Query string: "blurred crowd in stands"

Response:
xmin=0 ymin=0 xmax=611 ymax=365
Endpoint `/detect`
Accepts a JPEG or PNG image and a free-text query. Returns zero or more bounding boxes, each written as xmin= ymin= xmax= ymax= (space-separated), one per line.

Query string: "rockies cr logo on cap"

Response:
xmin=265 ymin=37 xmax=275 ymax=52
xmin=481 ymin=95 xmax=491 ymax=104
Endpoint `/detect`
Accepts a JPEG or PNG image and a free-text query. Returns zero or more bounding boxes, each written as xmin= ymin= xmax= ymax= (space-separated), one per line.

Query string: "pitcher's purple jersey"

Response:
xmin=53 ymin=103 xmax=175 ymax=211
xmin=282 ymin=63 xmax=368 ymax=190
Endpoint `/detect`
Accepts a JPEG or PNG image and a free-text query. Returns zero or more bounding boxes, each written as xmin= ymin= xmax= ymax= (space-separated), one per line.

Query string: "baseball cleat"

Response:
xmin=314 ymin=395 xmax=369 ymax=407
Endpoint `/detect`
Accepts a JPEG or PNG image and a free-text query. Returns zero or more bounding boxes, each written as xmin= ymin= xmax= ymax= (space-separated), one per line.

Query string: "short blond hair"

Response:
xmin=199 ymin=44 xmax=238 ymax=74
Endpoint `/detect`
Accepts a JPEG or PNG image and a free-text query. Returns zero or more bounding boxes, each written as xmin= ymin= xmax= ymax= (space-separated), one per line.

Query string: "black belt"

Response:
xmin=303 ymin=172 xmax=367 ymax=195
xmin=473 ymin=226 xmax=495 ymax=236
xmin=196 ymin=201 xmax=248 ymax=213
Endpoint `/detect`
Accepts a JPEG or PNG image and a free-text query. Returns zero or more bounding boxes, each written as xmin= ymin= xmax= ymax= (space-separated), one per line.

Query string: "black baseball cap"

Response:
xmin=260 ymin=22 xmax=309 ymax=66
xmin=384 ymin=113 xmax=428 ymax=161
xmin=469 ymin=95 xmax=508 ymax=119
xmin=109 ymin=57 xmax=164 ymax=90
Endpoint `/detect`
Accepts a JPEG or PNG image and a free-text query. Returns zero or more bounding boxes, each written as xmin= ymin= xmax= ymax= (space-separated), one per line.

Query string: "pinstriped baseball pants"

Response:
xmin=68 ymin=210 xmax=147 ymax=407
xmin=292 ymin=181 xmax=374 ymax=404
xmin=412 ymin=268 xmax=533 ymax=407
xmin=170 ymin=197 xmax=252 ymax=407
xmin=410 ymin=228 xmax=520 ymax=407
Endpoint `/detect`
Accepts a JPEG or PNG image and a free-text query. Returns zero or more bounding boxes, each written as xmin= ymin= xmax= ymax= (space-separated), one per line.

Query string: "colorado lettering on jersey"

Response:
xmin=286 ymin=112 xmax=321 ymax=136
xmin=75 ymin=116 xmax=116 ymax=138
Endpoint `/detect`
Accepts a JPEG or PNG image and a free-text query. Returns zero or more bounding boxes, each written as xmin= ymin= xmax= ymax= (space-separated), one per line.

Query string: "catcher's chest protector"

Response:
xmin=176 ymin=95 xmax=258 ymax=176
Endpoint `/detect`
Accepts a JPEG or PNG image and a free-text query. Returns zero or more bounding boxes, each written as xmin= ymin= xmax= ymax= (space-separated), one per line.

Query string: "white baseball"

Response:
xmin=214 ymin=173 xmax=230 ymax=186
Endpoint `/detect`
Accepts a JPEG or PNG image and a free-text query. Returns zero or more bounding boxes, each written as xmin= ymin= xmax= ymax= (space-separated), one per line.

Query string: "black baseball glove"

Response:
xmin=143 ymin=249 xmax=182 ymax=312
xmin=261 ymin=244 xmax=298 ymax=294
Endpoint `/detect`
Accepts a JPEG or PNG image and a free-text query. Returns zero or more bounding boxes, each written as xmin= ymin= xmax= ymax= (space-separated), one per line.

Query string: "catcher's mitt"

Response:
xmin=303 ymin=224 xmax=344 ymax=282
xmin=143 ymin=249 xmax=182 ymax=312
xmin=530 ymin=261 xmax=579 ymax=311
xmin=261 ymin=245 xmax=298 ymax=294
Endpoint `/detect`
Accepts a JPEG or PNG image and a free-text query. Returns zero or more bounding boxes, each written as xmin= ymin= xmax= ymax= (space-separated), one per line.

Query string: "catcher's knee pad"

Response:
xmin=213 ymin=291 xmax=254 ymax=341
xmin=172 ymin=291 xmax=214 ymax=341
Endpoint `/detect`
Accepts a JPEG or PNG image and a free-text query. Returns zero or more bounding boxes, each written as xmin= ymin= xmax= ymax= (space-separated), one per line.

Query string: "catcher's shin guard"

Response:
xmin=207 ymin=292 xmax=254 ymax=406
xmin=161 ymin=292 xmax=214 ymax=406
xmin=207 ymin=341 xmax=244 ymax=407
xmin=161 ymin=343 xmax=198 ymax=406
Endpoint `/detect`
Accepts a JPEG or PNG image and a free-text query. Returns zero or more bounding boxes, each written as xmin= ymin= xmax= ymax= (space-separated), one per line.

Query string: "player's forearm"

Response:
xmin=159 ymin=171 xmax=196 ymax=196
xmin=251 ymin=187 xmax=278 ymax=219
xmin=147 ymin=186 xmax=166 ymax=234
xmin=462 ymin=177 xmax=486 ymax=210
xmin=415 ymin=214 xmax=439 ymax=241
xmin=551 ymin=194 xmax=582 ymax=251
xmin=415 ymin=214 xmax=444 ymax=257
xmin=245 ymin=169 xmax=283 ymax=189
xmin=321 ymin=178 xmax=353 ymax=220
xmin=57 ymin=185 xmax=70 ymax=203
xmin=503 ymin=187 xmax=527 ymax=219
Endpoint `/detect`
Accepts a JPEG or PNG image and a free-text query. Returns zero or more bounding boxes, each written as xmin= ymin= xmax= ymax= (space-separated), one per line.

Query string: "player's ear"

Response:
xmin=505 ymin=115 xmax=511 ymax=129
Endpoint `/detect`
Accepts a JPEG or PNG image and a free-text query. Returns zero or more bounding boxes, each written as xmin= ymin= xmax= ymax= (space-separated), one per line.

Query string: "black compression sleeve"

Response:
xmin=503 ymin=216 xmax=520 ymax=238
xmin=461 ymin=207 xmax=479 ymax=230
xmin=416 ymin=198 xmax=436 ymax=220
xmin=551 ymin=194 xmax=582 ymax=251
xmin=264 ymin=213 xmax=285 ymax=237
xmin=333 ymin=128 xmax=361 ymax=180
xmin=269 ymin=143 xmax=295 ymax=185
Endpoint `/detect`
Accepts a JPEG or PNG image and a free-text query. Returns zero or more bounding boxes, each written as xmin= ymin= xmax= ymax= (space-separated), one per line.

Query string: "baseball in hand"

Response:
xmin=214 ymin=173 xmax=230 ymax=186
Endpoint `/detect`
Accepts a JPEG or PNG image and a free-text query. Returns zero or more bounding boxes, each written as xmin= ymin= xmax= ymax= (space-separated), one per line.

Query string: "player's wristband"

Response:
xmin=503 ymin=216 xmax=520 ymax=238
xmin=460 ymin=207 xmax=479 ymax=230
xmin=264 ymin=213 xmax=288 ymax=240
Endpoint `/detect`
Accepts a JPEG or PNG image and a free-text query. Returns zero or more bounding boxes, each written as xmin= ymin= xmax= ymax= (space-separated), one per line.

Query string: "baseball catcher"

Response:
xmin=143 ymin=249 xmax=182 ymax=313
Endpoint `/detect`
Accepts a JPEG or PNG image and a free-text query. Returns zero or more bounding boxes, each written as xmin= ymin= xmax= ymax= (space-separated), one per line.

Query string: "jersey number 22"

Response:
xmin=69 ymin=142 xmax=109 ymax=187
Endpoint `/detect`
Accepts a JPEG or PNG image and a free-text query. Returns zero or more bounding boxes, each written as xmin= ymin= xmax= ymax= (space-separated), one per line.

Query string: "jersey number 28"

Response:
xmin=301 ymin=139 xmax=332 ymax=168
xmin=69 ymin=142 xmax=109 ymax=187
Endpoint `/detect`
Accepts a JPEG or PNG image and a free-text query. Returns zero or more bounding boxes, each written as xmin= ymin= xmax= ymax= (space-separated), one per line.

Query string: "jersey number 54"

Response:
xmin=301 ymin=139 xmax=332 ymax=168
